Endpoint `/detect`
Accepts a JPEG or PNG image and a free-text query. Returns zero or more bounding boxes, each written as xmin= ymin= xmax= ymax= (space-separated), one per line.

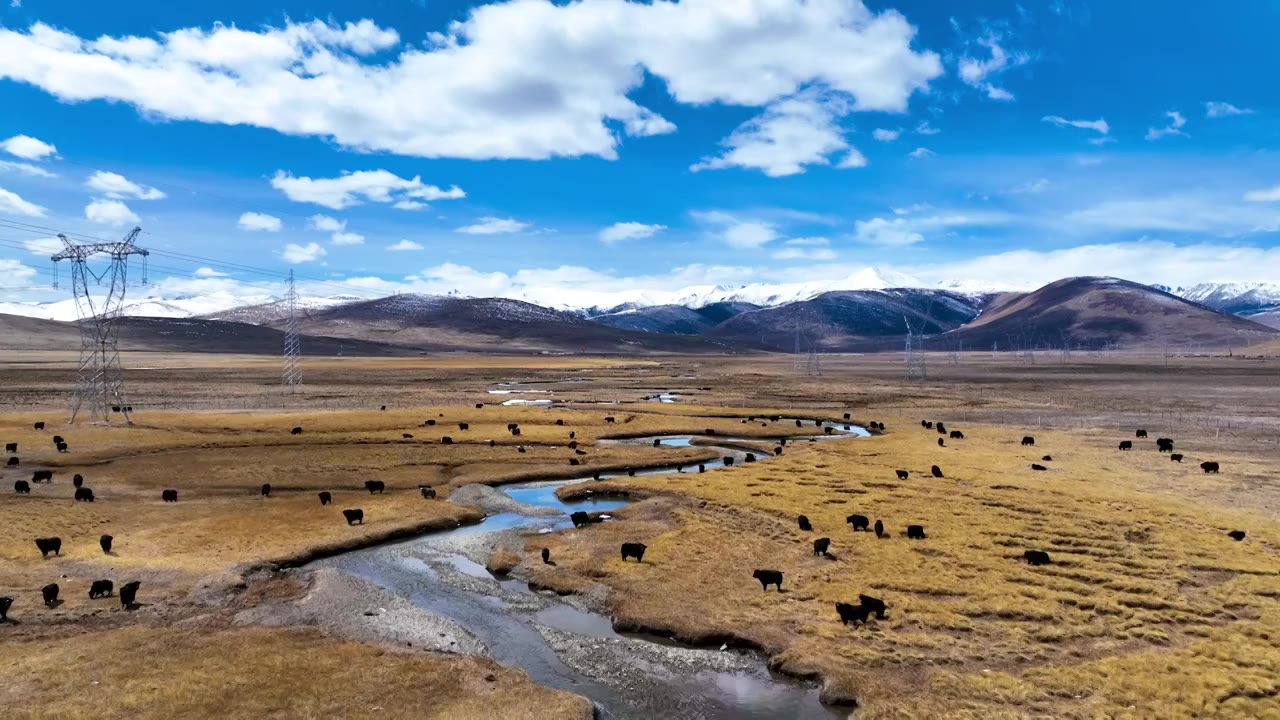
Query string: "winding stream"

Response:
xmin=313 ymin=418 xmax=869 ymax=719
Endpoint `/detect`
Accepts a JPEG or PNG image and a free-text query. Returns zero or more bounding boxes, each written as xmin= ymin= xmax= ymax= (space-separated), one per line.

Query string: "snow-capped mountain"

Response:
xmin=1173 ymin=283 xmax=1280 ymax=316
xmin=0 ymin=293 xmax=362 ymax=323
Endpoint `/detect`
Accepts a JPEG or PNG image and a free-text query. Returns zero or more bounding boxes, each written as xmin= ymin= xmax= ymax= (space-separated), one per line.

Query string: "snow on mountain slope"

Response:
xmin=0 ymin=293 xmax=360 ymax=322
xmin=1174 ymin=283 xmax=1280 ymax=316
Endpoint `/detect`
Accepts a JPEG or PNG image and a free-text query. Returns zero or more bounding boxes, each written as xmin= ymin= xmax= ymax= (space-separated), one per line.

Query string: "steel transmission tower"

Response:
xmin=904 ymin=316 xmax=927 ymax=381
xmin=282 ymin=270 xmax=302 ymax=392
xmin=51 ymin=227 xmax=148 ymax=424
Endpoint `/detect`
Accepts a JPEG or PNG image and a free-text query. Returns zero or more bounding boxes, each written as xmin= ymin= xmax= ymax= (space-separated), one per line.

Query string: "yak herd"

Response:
xmin=1 ymin=411 xmax=1251 ymax=631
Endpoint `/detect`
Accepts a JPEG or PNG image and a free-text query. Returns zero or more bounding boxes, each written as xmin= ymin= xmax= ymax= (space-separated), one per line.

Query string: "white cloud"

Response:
xmin=238 ymin=212 xmax=282 ymax=232
xmin=0 ymin=8 xmax=941 ymax=162
xmin=855 ymin=210 xmax=1012 ymax=247
xmin=85 ymin=198 xmax=139 ymax=225
xmin=1042 ymin=115 xmax=1109 ymax=135
xmin=691 ymin=92 xmax=866 ymax=177
xmin=1205 ymin=101 xmax=1253 ymax=118
xmin=783 ymin=236 xmax=830 ymax=246
xmin=599 ymin=222 xmax=666 ymax=244
xmin=1009 ymin=178 xmax=1050 ymax=194
xmin=957 ymin=35 xmax=1029 ymax=101
xmin=387 ymin=239 xmax=424 ymax=251
xmin=307 ymin=214 xmax=346 ymax=232
xmin=872 ymin=128 xmax=901 ymax=142
xmin=0 ymin=134 xmax=57 ymax=160
xmin=773 ymin=247 xmax=837 ymax=261
xmin=194 ymin=266 xmax=228 ymax=277
xmin=85 ymin=170 xmax=165 ymax=199
xmin=0 ymin=160 xmax=57 ymax=178
xmin=0 ymin=186 xmax=47 ymax=217
xmin=280 ymin=242 xmax=326 ymax=264
xmin=1244 ymin=184 xmax=1280 ymax=203
xmin=24 ymin=236 xmax=64 ymax=255
xmin=907 ymin=147 xmax=935 ymax=159
xmin=1074 ymin=155 xmax=1105 ymax=167
xmin=915 ymin=121 xmax=940 ymax=135
xmin=1066 ymin=195 xmax=1280 ymax=234
xmin=331 ymin=231 xmax=365 ymax=246
xmin=271 ymin=169 xmax=464 ymax=209
xmin=691 ymin=210 xmax=780 ymax=249
xmin=457 ymin=217 xmax=529 ymax=235
xmin=837 ymin=148 xmax=868 ymax=168
xmin=0 ymin=258 xmax=36 ymax=289
xmin=1145 ymin=111 xmax=1188 ymax=141
xmin=392 ymin=200 xmax=428 ymax=211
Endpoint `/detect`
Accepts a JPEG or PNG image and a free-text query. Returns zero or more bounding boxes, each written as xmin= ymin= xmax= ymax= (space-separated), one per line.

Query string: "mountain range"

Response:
xmin=1 ymin=275 xmax=1276 ymax=355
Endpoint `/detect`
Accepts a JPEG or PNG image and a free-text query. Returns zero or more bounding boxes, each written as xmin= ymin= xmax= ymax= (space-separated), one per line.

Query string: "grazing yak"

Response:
xmin=342 ymin=509 xmax=365 ymax=525
xmin=161 ymin=489 xmax=178 ymax=502
xmin=74 ymin=487 xmax=95 ymax=502
xmin=1136 ymin=429 xmax=1148 ymax=438
xmin=510 ymin=428 xmax=521 ymax=437
xmin=318 ymin=491 xmax=332 ymax=505
xmin=604 ymin=417 xmax=616 ymax=424
xmin=32 ymin=470 xmax=53 ymax=482
xmin=653 ymin=438 xmax=662 ymax=447
xmin=100 ymin=535 xmax=113 ymax=554
xmin=42 ymin=583 xmax=59 ymax=607
xmin=620 ymin=543 xmax=646 ymax=562
xmin=874 ymin=519 xmax=885 ymax=538
xmin=723 ymin=457 xmax=735 ymax=467
xmin=475 ymin=404 xmax=484 ymax=409
xmin=441 ymin=437 xmax=453 ymax=445
xmin=950 ymin=430 xmax=964 ymax=439
xmin=1021 ymin=436 xmax=1035 ymax=446
xmin=592 ymin=471 xmax=602 ymax=481
xmin=1024 ymin=550 xmax=1052 ymax=566
xmin=14 ymin=480 xmax=30 ymax=494
xmin=859 ymin=594 xmax=888 ymax=620
xmin=847 ymin=514 xmax=870 ymax=531
xmin=774 ymin=447 xmax=783 ymax=456
xmin=34 ymin=421 xmax=45 ymax=430
xmin=813 ymin=537 xmax=831 ymax=556
xmin=261 ymin=484 xmax=272 ymax=498
xmin=290 ymin=427 xmax=303 ymax=435
xmin=555 ymin=419 xmax=565 ymax=426
xmin=426 ymin=420 xmax=437 ymax=427
xmin=570 ymin=511 xmax=592 ymax=528
xmin=419 ymin=486 xmax=437 ymax=499
xmin=490 ymin=440 xmax=497 ymax=448
xmin=1118 ymin=441 xmax=1133 ymax=450
xmin=402 ymin=434 xmax=414 ymax=440
xmin=1031 ymin=463 xmax=1048 ymax=471
xmin=1201 ymin=461 xmax=1220 ymax=474
xmin=1042 ymin=455 xmax=1053 ymax=462
xmin=1170 ymin=454 xmax=1183 ymax=462
xmin=752 ymin=569 xmax=783 ymax=591
xmin=5 ymin=457 xmax=15 ymax=467
xmin=541 ymin=548 xmax=551 ymax=564
xmin=1227 ymin=530 xmax=1246 ymax=542
xmin=119 ymin=581 xmax=140 ymax=610
xmin=922 ymin=421 xmax=933 ymax=429
xmin=5 ymin=442 xmax=17 ymax=452
xmin=931 ymin=465 xmax=943 ymax=478
xmin=895 ymin=470 xmax=909 ymax=480
xmin=744 ymin=453 xmax=757 ymax=463
xmin=73 ymin=474 xmax=84 ymax=488
xmin=56 ymin=442 xmax=68 ymax=454
xmin=836 ymin=602 xmax=872 ymax=625
xmin=843 ymin=413 xmax=851 ymax=420
xmin=52 ymin=435 xmax=64 ymax=446
xmin=0 ymin=596 xmax=11 ymax=622
xmin=798 ymin=515 xmax=812 ymax=531
xmin=364 ymin=481 xmax=385 ymax=494
xmin=35 ymin=537 xmax=61 ymax=557
xmin=569 ymin=458 xmax=580 ymax=466
xmin=936 ymin=423 xmax=947 ymax=434
xmin=698 ymin=464 xmax=706 ymax=473
xmin=89 ymin=580 xmax=114 ymax=599
xmin=1157 ymin=438 xmax=1174 ymax=453
xmin=906 ymin=525 xmax=927 ymax=539
xmin=458 ymin=423 xmax=470 ymax=431
xmin=937 ymin=438 xmax=945 ymax=447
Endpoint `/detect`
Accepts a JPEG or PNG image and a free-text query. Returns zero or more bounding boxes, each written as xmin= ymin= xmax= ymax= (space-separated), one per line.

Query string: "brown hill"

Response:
xmin=939 ymin=277 xmax=1276 ymax=350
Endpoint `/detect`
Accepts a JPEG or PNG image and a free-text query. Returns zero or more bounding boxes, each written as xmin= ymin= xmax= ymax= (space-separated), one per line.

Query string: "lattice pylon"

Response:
xmin=282 ymin=270 xmax=302 ymax=392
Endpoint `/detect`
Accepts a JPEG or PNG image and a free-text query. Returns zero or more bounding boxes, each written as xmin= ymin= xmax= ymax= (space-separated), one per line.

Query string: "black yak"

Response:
xmin=342 ymin=509 xmax=365 ymax=525
xmin=847 ymin=514 xmax=869 ymax=531
xmin=1024 ymin=550 xmax=1051 ymax=566
xmin=752 ymin=569 xmax=783 ymax=591
xmin=620 ymin=542 xmax=646 ymax=562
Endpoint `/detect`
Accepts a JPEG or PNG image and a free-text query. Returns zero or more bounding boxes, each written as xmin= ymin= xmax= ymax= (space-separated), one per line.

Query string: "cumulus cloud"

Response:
xmin=1244 ymin=184 xmax=1280 ymax=203
xmin=599 ymin=222 xmax=666 ymax=244
xmin=194 ymin=266 xmax=228 ymax=277
xmin=86 ymin=170 xmax=165 ymax=199
xmin=280 ymin=242 xmax=326 ymax=263
xmin=1145 ymin=111 xmax=1188 ymax=141
xmin=0 ymin=7 xmax=941 ymax=162
xmin=872 ymin=128 xmax=901 ymax=142
xmin=1205 ymin=101 xmax=1252 ymax=118
xmin=691 ymin=210 xmax=780 ymax=249
xmin=238 ymin=212 xmax=282 ymax=232
xmin=457 ymin=217 xmax=529 ymax=235
xmin=1066 ymin=195 xmax=1280 ymax=234
xmin=957 ymin=34 xmax=1029 ymax=101
xmin=907 ymin=147 xmax=935 ymax=159
xmin=23 ymin=236 xmax=64 ymax=255
xmin=387 ymin=239 xmax=424 ymax=251
xmin=0 ymin=259 xmax=37 ymax=290
xmin=392 ymin=200 xmax=427 ymax=211
xmin=0 ymin=160 xmax=57 ymax=178
xmin=0 ymin=186 xmax=46 ymax=216
xmin=691 ymin=92 xmax=866 ymax=177
xmin=0 ymin=134 xmax=57 ymax=160
xmin=855 ymin=210 xmax=1012 ymax=247
xmin=272 ymin=169 xmax=464 ymax=209
xmin=307 ymin=214 xmax=346 ymax=232
xmin=331 ymin=232 xmax=365 ymax=246
xmin=85 ymin=198 xmax=138 ymax=225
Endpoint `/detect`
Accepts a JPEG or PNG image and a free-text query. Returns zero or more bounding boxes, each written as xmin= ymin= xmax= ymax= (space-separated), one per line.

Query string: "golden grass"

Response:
xmin=0 ymin=626 xmax=592 ymax=720
xmin=529 ymin=422 xmax=1280 ymax=717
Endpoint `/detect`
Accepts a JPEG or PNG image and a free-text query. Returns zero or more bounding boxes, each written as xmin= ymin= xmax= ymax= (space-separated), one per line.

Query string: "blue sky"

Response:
xmin=1 ymin=0 xmax=1278 ymax=308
